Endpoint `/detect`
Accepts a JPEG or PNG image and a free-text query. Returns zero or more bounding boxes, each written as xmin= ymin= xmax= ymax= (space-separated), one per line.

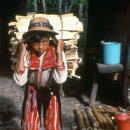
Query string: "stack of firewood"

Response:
xmin=74 ymin=105 xmax=127 ymax=130
xmin=8 ymin=13 xmax=83 ymax=75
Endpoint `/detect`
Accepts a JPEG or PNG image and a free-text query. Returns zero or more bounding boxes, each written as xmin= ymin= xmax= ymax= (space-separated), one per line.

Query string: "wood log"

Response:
xmin=9 ymin=46 xmax=18 ymax=55
xmin=15 ymin=13 xmax=74 ymax=22
xmin=52 ymin=21 xmax=83 ymax=32
xmin=16 ymin=13 xmax=76 ymax=22
xmin=81 ymin=110 xmax=92 ymax=130
xmin=9 ymin=41 xmax=19 ymax=45
xmin=67 ymin=69 xmax=73 ymax=75
xmin=11 ymin=31 xmax=79 ymax=40
xmin=8 ymin=22 xmax=17 ymax=26
xmin=91 ymin=105 xmax=104 ymax=127
xmin=98 ymin=106 xmax=115 ymax=129
xmin=64 ymin=39 xmax=78 ymax=48
xmin=12 ymin=14 xmax=83 ymax=32
xmin=67 ymin=67 xmax=78 ymax=75
xmin=10 ymin=57 xmax=17 ymax=63
xmin=66 ymin=55 xmax=79 ymax=60
xmin=65 ymin=48 xmax=78 ymax=60
xmin=56 ymin=31 xmax=79 ymax=40
xmin=65 ymin=48 xmax=78 ymax=55
xmin=8 ymin=29 xmax=17 ymax=35
xmin=9 ymin=48 xmax=17 ymax=53
xmin=10 ymin=37 xmax=17 ymax=42
xmin=11 ymin=65 xmax=15 ymax=70
xmin=67 ymin=60 xmax=78 ymax=69
xmin=97 ymin=110 xmax=112 ymax=129
xmin=14 ymin=21 xmax=83 ymax=33
xmin=66 ymin=58 xmax=82 ymax=73
xmin=85 ymin=107 xmax=99 ymax=128
xmin=74 ymin=108 xmax=86 ymax=130
xmin=13 ymin=32 xmax=24 ymax=39
xmin=15 ymin=15 xmax=34 ymax=21
xmin=104 ymin=105 xmax=118 ymax=115
xmin=64 ymin=42 xmax=74 ymax=50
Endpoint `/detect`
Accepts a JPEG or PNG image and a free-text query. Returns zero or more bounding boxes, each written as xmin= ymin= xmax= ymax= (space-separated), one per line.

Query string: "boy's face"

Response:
xmin=31 ymin=37 xmax=49 ymax=56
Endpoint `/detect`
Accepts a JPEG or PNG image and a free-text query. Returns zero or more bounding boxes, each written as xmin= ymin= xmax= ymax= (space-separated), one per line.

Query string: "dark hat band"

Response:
xmin=29 ymin=22 xmax=53 ymax=30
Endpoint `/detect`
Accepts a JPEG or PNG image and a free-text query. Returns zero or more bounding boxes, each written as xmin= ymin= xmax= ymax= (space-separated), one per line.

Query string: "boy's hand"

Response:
xmin=20 ymin=43 xmax=28 ymax=57
xmin=56 ymin=40 xmax=64 ymax=55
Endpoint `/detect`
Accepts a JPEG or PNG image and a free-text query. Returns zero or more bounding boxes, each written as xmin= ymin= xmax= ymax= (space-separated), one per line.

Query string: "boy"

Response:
xmin=13 ymin=17 xmax=68 ymax=130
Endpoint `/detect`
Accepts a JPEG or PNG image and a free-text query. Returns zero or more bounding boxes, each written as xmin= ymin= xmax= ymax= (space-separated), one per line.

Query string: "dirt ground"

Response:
xmin=0 ymin=66 xmax=123 ymax=130
xmin=0 ymin=66 xmax=88 ymax=130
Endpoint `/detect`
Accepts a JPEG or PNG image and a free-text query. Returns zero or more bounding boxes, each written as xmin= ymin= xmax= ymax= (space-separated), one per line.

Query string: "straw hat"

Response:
xmin=22 ymin=17 xmax=58 ymax=39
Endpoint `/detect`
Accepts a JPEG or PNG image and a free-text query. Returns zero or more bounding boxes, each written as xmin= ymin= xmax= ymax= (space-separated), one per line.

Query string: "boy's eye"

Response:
xmin=33 ymin=42 xmax=39 ymax=45
xmin=41 ymin=40 xmax=48 ymax=43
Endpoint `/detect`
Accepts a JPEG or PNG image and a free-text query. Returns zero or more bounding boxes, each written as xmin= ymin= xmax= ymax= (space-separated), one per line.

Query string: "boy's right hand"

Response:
xmin=20 ymin=43 xmax=28 ymax=57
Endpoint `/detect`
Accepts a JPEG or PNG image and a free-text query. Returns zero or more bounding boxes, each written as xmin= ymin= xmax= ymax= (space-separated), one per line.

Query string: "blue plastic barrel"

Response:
xmin=102 ymin=42 xmax=121 ymax=65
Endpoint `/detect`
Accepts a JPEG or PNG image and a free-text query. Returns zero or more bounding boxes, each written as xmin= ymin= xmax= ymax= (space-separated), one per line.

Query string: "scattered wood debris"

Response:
xmin=74 ymin=104 xmax=129 ymax=130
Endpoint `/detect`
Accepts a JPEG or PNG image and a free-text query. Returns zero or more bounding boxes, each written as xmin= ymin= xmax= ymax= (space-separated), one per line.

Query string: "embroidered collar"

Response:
xmin=29 ymin=46 xmax=56 ymax=70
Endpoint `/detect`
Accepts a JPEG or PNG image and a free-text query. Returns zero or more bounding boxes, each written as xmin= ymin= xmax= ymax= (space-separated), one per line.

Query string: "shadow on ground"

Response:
xmin=63 ymin=75 xmax=124 ymax=108
xmin=0 ymin=97 xmax=21 ymax=130
xmin=63 ymin=77 xmax=89 ymax=106
xmin=0 ymin=66 xmax=12 ymax=78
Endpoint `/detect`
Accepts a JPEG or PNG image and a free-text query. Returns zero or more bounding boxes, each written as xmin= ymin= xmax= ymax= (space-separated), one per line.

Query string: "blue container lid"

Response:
xmin=102 ymin=42 xmax=121 ymax=45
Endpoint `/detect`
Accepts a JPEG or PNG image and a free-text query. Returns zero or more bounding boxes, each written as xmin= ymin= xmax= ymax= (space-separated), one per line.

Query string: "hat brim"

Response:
xmin=22 ymin=30 xmax=58 ymax=39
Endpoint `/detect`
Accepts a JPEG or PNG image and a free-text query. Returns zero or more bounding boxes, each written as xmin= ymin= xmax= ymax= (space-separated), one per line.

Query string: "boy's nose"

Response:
xmin=39 ymin=42 xmax=43 ymax=49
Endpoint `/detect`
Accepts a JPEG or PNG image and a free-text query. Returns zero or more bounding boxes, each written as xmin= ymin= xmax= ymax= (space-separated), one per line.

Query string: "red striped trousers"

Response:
xmin=23 ymin=85 xmax=60 ymax=130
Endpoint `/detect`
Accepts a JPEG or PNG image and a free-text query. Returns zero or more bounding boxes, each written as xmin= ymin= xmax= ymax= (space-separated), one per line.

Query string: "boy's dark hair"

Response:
xmin=30 ymin=33 xmax=49 ymax=43
xmin=26 ymin=32 xmax=56 ymax=49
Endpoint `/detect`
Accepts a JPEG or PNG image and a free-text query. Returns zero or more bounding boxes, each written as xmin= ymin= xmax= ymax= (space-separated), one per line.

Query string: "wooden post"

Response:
xmin=89 ymin=73 xmax=98 ymax=107
xmin=64 ymin=0 xmax=68 ymax=13
xmin=68 ymin=0 xmax=75 ymax=13
xmin=42 ymin=0 xmax=46 ymax=13
xmin=58 ymin=0 xmax=62 ymax=14
xmin=33 ymin=0 xmax=37 ymax=13
xmin=79 ymin=3 xmax=83 ymax=19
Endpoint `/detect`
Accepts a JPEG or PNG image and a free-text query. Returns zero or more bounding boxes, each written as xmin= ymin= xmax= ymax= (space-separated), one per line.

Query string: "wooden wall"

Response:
xmin=83 ymin=0 xmax=130 ymax=87
xmin=85 ymin=0 xmax=129 ymax=48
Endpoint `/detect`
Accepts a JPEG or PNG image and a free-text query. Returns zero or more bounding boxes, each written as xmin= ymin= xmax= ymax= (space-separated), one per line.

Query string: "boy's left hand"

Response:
xmin=56 ymin=40 xmax=64 ymax=54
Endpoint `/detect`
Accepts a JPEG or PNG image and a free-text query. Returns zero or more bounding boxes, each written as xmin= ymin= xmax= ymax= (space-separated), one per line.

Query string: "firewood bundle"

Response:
xmin=73 ymin=105 xmax=120 ymax=130
xmin=8 ymin=13 xmax=83 ymax=75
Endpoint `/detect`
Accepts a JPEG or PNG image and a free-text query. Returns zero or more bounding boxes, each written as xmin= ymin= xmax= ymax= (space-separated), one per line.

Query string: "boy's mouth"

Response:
xmin=38 ymin=50 xmax=44 ymax=54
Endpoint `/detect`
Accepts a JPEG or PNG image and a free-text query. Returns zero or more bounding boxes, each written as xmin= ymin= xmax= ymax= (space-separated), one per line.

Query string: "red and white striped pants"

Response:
xmin=23 ymin=86 xmax=60 ymax=130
